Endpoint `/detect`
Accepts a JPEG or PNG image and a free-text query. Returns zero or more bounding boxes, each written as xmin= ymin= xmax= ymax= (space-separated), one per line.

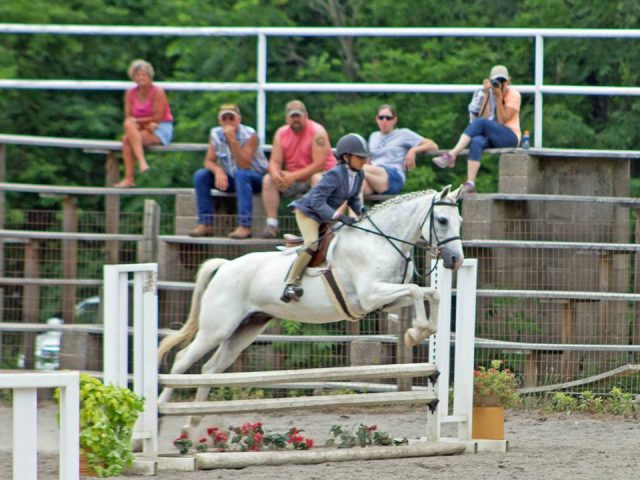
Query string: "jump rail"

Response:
xmin=0 ymin=371 xmax=79 ymax=480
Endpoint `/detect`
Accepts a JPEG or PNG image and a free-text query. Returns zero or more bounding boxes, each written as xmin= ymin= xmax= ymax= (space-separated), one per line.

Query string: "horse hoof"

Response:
xmin=404 ymin=330 xmax=418 ymax=347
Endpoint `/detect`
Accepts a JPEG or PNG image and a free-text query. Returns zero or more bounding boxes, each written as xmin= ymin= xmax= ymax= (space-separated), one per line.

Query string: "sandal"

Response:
xmin=113 ymin=180 xmax=136 ymax=188
xmin=432 ymin=152 xmax=456 ymax=169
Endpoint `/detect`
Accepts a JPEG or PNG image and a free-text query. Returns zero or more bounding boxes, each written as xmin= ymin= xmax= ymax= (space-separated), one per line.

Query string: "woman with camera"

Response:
xmin=432 ymin=65 xmax=521 ymax=195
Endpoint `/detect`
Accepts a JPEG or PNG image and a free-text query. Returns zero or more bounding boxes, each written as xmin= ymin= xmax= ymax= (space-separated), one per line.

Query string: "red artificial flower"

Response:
xmin=305 ymin=438 xmax=314 ymax=448
xmin=199 ymin=437 xmax=207 ymax=444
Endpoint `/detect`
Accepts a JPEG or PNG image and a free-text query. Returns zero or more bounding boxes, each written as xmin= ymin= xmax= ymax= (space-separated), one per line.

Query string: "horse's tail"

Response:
xmin=157 ymin=258 xmax=229 ymax=365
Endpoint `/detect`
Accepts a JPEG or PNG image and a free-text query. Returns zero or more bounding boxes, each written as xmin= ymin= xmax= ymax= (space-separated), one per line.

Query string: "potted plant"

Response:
xmin=77 ymin=373 xmax=145 ymax=477
xmin=472 ymin=359 xmax=520 ymax=440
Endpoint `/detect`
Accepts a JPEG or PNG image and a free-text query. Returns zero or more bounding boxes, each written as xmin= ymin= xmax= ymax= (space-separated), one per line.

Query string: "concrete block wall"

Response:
xmin=463 ymin=152 xmax=633 ymax=384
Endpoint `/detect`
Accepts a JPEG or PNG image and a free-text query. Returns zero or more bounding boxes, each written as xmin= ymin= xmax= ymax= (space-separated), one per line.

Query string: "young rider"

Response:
xmin=281 ymin=133 xmax=370 ymax=303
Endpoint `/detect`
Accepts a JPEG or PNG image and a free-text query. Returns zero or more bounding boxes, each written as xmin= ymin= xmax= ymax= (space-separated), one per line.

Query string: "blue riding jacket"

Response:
xmin=290 ymin=163 xmax=364 ymax=223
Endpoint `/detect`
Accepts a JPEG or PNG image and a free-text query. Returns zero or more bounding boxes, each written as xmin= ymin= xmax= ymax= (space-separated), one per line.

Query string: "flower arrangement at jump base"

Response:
xmin=473 ymin=359 xmax=521 ymax=407
xmin=173 ymin=422 xmax=313 ymax=454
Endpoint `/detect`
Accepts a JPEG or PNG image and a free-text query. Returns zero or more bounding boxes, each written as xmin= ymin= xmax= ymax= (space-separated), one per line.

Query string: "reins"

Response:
xmin=333 ymin=195 xmax=461 ymax=282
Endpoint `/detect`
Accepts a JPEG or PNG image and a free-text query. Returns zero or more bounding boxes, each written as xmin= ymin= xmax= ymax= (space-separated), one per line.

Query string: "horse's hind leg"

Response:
xmin=158 ymin=332 xmax=223 ymax=404
xmin=186 ymin=320 xmax=270 ymax=430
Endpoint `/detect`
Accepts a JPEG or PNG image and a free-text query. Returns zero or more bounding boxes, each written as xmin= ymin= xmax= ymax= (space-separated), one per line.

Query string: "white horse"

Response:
xmin=158 ymin=185 xmax=464 ymax=406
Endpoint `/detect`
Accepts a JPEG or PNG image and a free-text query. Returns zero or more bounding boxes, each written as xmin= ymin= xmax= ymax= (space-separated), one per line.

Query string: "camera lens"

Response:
xmin=490 ymin=79 xmax=501 ymax=88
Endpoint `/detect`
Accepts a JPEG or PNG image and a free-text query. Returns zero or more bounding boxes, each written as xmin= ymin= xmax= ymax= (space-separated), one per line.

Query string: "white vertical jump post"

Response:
xmin=1 ymin=371 xmax=79 ymax=480
xmin=429 ymin=258 xmax=477 ymax=446
xmin=103 ymin=263 xmax=158 ymax=458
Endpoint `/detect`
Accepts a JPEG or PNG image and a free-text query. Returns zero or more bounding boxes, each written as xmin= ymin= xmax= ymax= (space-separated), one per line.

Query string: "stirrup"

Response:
xmin=280 ymin=285 xmax=304 ymax=303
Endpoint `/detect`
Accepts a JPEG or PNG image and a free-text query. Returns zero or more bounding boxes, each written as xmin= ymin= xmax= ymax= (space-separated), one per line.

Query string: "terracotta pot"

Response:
xmin=79 ymin=451 xmax=99 ymax=477
xmin=472 ymin=406 xmax=505 ymax=440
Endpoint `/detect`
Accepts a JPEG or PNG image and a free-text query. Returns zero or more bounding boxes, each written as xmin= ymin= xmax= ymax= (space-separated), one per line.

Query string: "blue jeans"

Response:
xmin=193 ymin=168 xmax=264 ymax=226
xmin=463 ymin=118 xmax=518 ymax=162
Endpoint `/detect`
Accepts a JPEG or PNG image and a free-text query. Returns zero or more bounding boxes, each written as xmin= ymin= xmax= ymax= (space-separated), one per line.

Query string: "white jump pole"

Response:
xmin=430 ymin=258 xmax=477 ymax=443
xmin=1 ymin=371 xmax=79 ymax=480
xmin=103 ymin=263 xmax=158 ymax=457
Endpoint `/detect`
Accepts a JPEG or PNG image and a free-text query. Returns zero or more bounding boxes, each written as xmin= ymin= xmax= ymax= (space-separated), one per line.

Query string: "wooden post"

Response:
xmin=23 ymin=240 xmax=40 ymax=369
xmin=62 ymin=196 xmax=78 ymax=323
xmin=560 ymin=301 xmax=576 ymax=381
xmin=105 ymin=152 xmax=120 ymax=264
xmin=522 ymin=351 xmax=539 ymax=388
xmin=139 ymin=199 xmax=160 ymax=263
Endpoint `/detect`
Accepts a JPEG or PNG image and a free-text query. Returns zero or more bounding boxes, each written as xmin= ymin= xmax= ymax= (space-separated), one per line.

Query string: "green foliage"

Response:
xmin=546 ymin=387 xmax=638 ymax=416
xmin=73 ymin=373 xmax=145 ymax=477
xmin=325 ymin=423 xmax=407 ymax=449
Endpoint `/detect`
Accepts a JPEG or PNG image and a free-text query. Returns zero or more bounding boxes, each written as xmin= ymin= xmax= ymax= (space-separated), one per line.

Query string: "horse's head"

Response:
xmin=421 ymin=185 xmax=464 ymax=271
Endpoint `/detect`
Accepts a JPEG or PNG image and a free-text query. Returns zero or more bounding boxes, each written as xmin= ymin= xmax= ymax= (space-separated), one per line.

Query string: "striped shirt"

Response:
xmin=209 ymin=124 xmax=268 ymax=176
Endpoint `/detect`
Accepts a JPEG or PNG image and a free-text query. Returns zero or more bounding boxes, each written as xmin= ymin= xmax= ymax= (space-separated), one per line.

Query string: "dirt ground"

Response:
xmin=1 ymin=405 xmax=639 ymax=479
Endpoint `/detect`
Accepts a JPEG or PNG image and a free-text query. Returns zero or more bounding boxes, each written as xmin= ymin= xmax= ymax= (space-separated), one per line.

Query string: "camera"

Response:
xmin=490 ymin=78 xmax=503 ymax=88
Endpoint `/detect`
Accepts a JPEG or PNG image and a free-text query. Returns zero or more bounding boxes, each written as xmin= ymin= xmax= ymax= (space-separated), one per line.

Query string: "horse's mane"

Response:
xmin=369 ymin=189 xmax=438 ymax=214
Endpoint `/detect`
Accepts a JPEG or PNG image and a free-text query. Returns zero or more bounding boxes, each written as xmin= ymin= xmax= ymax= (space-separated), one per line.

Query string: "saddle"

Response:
xmin=283 ymin=223 xmax=334 ymax=267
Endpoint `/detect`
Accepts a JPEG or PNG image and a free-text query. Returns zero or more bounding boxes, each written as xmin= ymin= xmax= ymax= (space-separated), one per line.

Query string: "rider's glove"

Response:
xmin=359 ymin=206 xmax=367 ymax=215
xmin=338 ymin=214 xmax=356 ymax=226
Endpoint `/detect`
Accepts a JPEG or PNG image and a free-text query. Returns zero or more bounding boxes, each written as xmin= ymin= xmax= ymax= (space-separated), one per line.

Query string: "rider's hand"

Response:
xmin=338 ymin=214 xmax=356 ymax=226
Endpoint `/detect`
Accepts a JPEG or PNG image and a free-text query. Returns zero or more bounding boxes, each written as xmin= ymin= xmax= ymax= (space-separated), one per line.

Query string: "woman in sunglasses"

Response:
xmin=363 ymin=104 xmax=438 ymax=195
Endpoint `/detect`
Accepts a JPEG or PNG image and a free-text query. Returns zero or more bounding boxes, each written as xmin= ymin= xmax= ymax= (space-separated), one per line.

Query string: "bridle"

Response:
xmin=335 ymin=195 xmax=461 ymax=282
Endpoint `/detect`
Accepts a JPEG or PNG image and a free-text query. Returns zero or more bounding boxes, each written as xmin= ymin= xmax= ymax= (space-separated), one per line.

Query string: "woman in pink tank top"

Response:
xmin=115 ymin=59 xmax=174 ymax=188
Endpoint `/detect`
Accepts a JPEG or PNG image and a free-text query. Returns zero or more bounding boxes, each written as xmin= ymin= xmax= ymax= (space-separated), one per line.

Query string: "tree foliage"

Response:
xmin=1 ymin=0 xmax=639 ymax=207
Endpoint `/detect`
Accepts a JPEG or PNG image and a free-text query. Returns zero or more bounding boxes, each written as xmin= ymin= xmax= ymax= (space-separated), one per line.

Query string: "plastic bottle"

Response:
xmin=522 ymin=130 xmax=530 ymax=149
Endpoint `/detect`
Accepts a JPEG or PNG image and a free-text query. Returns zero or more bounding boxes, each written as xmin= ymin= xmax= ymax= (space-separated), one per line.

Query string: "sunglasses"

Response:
xmin=377 ymin=115 xmax=394 ymax=121
xmin=220 ymin=114 xmax=236 ymax=121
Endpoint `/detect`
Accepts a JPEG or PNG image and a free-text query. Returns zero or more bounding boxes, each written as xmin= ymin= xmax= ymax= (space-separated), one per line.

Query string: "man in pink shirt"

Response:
xmin=259 ymin=100 xmax=336 ymax=238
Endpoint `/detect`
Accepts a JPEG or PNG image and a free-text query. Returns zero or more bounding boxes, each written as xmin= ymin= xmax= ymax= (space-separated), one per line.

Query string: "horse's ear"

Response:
xmin=439 ymin=184 xmax=452 ymax=200
xmin=450 ymin=184 xmax=463 ymax=201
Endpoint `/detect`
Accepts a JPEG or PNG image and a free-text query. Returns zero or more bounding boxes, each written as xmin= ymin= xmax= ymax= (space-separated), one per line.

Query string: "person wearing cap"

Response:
xmin=259 ymin=99 xmax=337 ymax=239
xmin=189 ymin=103 xmax=268 ymax=238
xmin=364 ymin=104 xmax=438 ymax=195
xmin=280 ymin=133 xmax=369 ymax=303
xmin=115 ymin=59 xmax=174 ymax=188
xmin=432 ymin=65 xmax=521 ymax=195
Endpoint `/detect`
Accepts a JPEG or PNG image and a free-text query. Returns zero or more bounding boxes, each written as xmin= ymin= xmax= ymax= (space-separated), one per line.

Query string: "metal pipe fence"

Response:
xmin=3 ymin=24 xmax=640 ymax=147
xmin=0 ymin=188 xmax=638 ymax=395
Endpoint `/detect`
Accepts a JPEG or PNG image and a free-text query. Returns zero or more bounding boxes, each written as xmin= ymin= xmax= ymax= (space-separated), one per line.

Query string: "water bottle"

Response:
xmin=522 ymin=130 xmax=530 ymax=149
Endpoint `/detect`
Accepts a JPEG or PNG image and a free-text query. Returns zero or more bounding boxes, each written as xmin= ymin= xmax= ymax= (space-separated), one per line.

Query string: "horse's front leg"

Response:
xmin=404 ymin=287 xmax=439 ymax=347
xmin=360 ymin=282 xmax=438 ymax=347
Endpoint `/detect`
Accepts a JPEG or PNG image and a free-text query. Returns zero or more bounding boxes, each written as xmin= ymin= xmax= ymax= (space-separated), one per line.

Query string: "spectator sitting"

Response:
xmin=115 ymin=59 xmax=173 ymax=188
xmin=189 ymin=103 xmax=268 ymax=239
xmin=363 ymin=104 xmax=438 ymax=195
xmin=432 ymin=65 xmax=521 ymax=195
xmin=280 ymin=133 xmax=369 ymax=303
xmin=259 ymin=100 xmax=337 ymax=239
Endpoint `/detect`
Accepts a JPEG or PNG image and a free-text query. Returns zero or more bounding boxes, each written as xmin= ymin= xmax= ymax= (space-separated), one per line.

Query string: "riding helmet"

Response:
xmin=336 ymin=133 xmax=372 ymax=159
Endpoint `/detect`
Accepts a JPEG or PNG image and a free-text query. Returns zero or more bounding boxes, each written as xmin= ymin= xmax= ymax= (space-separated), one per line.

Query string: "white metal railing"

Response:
xmin=2 ymin=25 xmax=640 ymax=147
xmin=0 ymin=371 xmax=79 ymax=480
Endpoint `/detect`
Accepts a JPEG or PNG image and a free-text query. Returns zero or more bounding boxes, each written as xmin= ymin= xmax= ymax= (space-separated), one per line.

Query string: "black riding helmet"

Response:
xmin=335 ymin=133 xmax=372 ymax=161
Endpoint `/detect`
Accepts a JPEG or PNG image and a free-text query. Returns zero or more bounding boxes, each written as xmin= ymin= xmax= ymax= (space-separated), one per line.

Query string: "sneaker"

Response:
xmin=460 ymin=181 xmax=477 ymax=196
xmin=280 ymin=284 xmax=304 ymax=303
xmin=227 ymin=226 xmax=252 ymax=239
xmin=432 ymin=152 xmax=456 ymax=169
xmin=188 ymin=224 xmax=214 ymax=237
xmin=259 ymin=225 xmax=278 ymax=239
